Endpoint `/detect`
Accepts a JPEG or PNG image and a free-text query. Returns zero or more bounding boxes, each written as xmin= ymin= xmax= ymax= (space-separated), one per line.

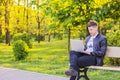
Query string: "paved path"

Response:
xmin=0 ymin=67 xmax=69 ymax=80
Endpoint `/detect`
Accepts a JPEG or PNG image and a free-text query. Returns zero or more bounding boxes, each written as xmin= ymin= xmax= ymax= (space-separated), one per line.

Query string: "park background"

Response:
xmin=0 ymin=0 xmax=120 ymax=80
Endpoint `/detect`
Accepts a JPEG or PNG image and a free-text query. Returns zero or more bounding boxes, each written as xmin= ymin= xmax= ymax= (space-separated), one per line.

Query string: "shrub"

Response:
xmin=106 ymin=30 xmax=120 ymax=66
xmin=13 ymin=40 xmax=29 ymax=60
xmin=12 ymin=33 xmax=33 ymax=48
xmin=106 ymin=30 xmax=120 ymax=46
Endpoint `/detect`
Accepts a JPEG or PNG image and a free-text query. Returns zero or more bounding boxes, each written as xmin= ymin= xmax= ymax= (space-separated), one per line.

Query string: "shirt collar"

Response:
xmin=91 ymin=32 xmax=99 ymax=38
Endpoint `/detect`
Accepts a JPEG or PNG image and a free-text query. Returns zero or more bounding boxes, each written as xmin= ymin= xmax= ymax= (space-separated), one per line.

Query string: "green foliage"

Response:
xmin=12 ymin=40 xmax=29 ymax=60
xmin=107 ymin=30 xmax=120 ymax=46
xmin=0 ymin=35 xmax=5 ymax=43
xmin=99 ymin=20 xmax=120 ymax=44
xmin=91 ymin=3 xmax=111 ymax=21
xmin=91 ymin=0 xmax=120 ymax=21
xmin=104 ymin=57 xmax=120 ymax=66
xmin=106 ymin=30 xmax=120 ymax=66
xmin=34 ymin=34 xmax=45 ymax=41
xmin=41 ymin=0 xmax=111 ymax=38
xmin=108 ymin=0 xmax=120 ymax=20
xmin=12 ymin=33 xmax=33 ymax=48
xmin=105 ymin=21 xmax=120 ymax=66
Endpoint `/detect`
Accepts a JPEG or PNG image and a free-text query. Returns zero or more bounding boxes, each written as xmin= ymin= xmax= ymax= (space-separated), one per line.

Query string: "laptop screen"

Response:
xmin=70 ymin=39 xmax=84 ymax=52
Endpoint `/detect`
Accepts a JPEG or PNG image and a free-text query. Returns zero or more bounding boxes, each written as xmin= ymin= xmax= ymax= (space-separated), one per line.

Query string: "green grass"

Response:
xmin=0 ymin=39 xmax=69 ymax=75
xmin=0 ymin=39 xmax=120 ymax=80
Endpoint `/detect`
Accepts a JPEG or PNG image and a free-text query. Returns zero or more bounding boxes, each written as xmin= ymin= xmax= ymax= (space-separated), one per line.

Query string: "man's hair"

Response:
xmin=87 ymin=20 xmax=98 ymax=27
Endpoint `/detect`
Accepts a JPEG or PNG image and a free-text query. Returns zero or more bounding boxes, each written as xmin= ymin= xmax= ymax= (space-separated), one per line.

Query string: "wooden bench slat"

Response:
xmin=89 ymin=66 xmax=120 ymax=71
xmin=106 ymin=47 xmax=120 ymax=58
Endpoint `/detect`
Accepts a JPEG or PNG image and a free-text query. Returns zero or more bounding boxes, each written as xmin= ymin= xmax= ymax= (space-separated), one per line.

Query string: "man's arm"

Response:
xmin=90 ymin=38 xmax=107 ymax=56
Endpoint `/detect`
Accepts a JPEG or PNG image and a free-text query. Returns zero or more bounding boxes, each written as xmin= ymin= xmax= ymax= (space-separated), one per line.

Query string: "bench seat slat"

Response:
xmin=89 ymin=66 xmax=120 ymax=71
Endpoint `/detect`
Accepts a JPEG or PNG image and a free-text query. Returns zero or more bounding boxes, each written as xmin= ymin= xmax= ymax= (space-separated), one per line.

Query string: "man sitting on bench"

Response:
xmin=65 ymin=20 xmax=107 ymax=80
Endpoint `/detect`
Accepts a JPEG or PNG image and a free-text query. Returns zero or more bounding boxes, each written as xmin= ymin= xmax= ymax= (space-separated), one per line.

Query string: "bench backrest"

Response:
xmin=105 ymin=47 xmax=120 ymax=58
xmin=71 ymin=40 xmax=120 ymax=58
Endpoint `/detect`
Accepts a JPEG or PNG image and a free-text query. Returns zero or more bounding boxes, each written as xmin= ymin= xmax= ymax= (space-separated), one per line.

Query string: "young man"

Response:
xmin=65 ymin=20 xmax=107 ymax=80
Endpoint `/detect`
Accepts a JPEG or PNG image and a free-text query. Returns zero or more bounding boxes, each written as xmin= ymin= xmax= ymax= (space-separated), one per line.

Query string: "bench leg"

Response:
xmin=77 ymin=68 xmax=89 ymax=80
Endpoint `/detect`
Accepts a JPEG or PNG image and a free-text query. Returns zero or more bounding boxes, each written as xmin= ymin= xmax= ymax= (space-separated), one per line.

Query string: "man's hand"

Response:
xmin=83 ymin=51 xmax=90 ymax=55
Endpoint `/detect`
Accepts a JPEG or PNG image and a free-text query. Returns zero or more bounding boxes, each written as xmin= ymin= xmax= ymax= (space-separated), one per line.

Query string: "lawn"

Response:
xmin=0 ymin=39 xmax=120 ymax=80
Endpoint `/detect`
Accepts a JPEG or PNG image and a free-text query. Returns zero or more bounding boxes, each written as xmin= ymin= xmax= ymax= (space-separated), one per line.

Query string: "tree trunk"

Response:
xmin=5 ymin=0 xmax=10 ymax=46
xmin=0 ymin=10 xmax=2 ymax=36
xmin=17 ymin=0 xmax=20 ymax=25
xmin=68 ymin=27 xmax=71 ymax=53
xmin=53 ymin=32 xmax=56 ymax=38
xmin=37 ymin=0 xmax=41 ymax=43
xmin=0 ymin=24 xmax=2 ymax=36
xmin=5 ymin=28 xmax=10 ymax=46
xmin=37 ymin=17 xmax=44 ymax=43
xmin=26 ymin=0 xmax=28 ymax=32
xmin=37 ymin=16 xmax=41 ymax=43
xmin=15 ymin=0 xmax=20 ymax=33
xmin=57 ymin=33 xmax=63 ymax=40
xmin=48 ymin=34 xmax=51 ymax=42
xmin=24 ymin=0 xmax=26 ymax=22
xmin=38 ymin=32 xmax=40 ymax=43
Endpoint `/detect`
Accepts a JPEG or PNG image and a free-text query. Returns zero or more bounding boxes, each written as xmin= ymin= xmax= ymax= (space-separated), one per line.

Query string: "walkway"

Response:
xmin=0 ymin=67 xmax=69 ymax=80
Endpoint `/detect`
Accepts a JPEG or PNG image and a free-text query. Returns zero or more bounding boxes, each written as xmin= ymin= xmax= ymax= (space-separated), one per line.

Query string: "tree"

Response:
xmin=0 ymin=6 xmax=4 ymax=36
xmin=36 ymin=0 xmax=45 ymax=43
xmin=42 ymin=0 xmax=106 ymax=52
xmin=2 ymin=0 xmax=14 ymax=46
xmin=30 ymin=0 xmax=48 ymax=43
xmin=0 ymin=0 xmax=4 ymax=36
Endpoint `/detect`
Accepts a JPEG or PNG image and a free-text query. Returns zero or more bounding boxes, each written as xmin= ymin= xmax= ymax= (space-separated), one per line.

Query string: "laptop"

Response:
xmin=70 ymin=39 xmax=84 ymax=52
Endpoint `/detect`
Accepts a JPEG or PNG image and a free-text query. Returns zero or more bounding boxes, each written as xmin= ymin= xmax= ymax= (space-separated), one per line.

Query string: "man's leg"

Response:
xmin=68 ymin=52 xmax=96 ymax=80
xmin=70 ymin=76 xmax=76 ymax=80
xmin=65 ymin=51 xmax=81 ymax=76
xmin=77 ymin=55 xmax=96 ymax=68
xmin=69 ymin=51 xmax=82 ymax=70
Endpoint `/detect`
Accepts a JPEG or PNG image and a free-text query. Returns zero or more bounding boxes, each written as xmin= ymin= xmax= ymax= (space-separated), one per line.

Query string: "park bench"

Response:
xmin=71 ymin=40 xmax=120 ymax=80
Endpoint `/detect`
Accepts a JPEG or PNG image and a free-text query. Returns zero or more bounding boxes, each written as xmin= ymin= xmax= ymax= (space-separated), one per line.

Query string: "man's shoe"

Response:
xmin=65 ymin=69 xmax=78 ymax=76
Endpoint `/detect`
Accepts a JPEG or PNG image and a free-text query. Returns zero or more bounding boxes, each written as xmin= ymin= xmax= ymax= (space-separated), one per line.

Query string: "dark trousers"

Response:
xmin=69 ymin=51 xmax=97 ymax=80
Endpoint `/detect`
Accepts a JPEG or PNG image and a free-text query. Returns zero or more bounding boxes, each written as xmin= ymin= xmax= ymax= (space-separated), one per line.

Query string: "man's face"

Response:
xmin=88 ymin=26 xmax=98 ymax=36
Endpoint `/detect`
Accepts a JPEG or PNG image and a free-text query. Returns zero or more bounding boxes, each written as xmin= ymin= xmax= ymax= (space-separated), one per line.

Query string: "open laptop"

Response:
xmin=70 ymin=39 xmax=84 ymax=52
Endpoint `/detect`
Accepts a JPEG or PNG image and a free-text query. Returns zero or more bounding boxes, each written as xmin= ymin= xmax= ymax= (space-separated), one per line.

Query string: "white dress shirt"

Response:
xmin=86 ymin=33 xmax=98 ymax=52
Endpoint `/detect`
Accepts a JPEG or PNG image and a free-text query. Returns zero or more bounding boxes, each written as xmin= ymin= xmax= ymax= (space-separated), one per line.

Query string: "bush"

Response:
xmin=106 ymin=30 xmax=120 ymax=46
xmin=13 ymin=40 xmax=29 ymax=60
xmin=106 ymin=30 xmax=120 ymax=66
xmin=12 ymin=33 xmax=33 ymax=48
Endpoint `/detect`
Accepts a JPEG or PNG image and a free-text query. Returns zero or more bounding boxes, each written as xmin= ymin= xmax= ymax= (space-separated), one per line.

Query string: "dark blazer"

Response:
xmin=84 ymin=33 xmax=107 ymax=66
